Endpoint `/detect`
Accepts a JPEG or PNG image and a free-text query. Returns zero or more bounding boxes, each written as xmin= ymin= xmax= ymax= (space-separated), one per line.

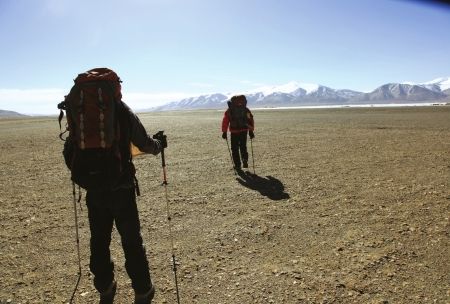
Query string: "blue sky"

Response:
xmin=0 ymin=0 xmax=449 ymax=114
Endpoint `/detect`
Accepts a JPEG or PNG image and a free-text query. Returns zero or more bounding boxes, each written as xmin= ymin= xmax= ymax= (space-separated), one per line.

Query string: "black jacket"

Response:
xmin=114 ymin=101 xmax=162 ymax=190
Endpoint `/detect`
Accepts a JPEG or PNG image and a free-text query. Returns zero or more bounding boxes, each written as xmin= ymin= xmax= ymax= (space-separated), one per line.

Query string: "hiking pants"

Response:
xmin=230 ymin=131 xmax=248 ymax=168
xmin=86 ymin=188 xmax=152 ymax=294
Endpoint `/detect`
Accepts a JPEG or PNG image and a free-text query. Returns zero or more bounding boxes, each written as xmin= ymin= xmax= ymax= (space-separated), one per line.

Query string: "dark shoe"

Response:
xmin=134 ymin=285 xmax=155 ymax=304
xmin=243 ymin=162 xmax=248 ymax=168
xmin=99 ymin=280 xmax=117 ymax=304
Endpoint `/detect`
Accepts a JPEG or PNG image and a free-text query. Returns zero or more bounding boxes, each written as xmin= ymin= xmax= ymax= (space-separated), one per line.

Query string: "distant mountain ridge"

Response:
xmin=0 ymin=109 xmax=27 ymax=118
xmin=154 ymin=77 xmax=450 ymax=111
xmin=354 ymin=83 xmax=447 ymax=102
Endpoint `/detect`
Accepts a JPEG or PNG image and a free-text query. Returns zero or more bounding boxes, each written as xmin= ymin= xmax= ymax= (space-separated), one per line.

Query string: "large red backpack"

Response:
xmin=227 ymin=95 xmax=249 ymax=130
xmin=58 ymin=68 xmax=125 ymax=190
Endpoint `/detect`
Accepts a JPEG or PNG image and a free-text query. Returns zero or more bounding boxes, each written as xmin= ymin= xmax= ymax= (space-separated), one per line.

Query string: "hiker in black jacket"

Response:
xmin=61 ymin=68 xmax=162 ymax=304
xmin=83 ymin=103 xmax=160 ymax=304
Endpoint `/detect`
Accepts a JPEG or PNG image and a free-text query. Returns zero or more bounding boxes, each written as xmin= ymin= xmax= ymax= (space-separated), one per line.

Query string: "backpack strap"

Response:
xmin=57 ymin=100 xmax=69 ymax=141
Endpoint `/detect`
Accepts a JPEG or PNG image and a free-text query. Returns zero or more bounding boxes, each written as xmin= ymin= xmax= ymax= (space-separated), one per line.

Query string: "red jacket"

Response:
xmin=221 ymin=107 xmax=255 ymax=133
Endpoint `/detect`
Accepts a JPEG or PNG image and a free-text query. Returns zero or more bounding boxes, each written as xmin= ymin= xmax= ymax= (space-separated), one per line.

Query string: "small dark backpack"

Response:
xmin=58 ymin=68 xmax=125 ymax=190
xmin=228 ymin=95 xmax=249 ymax=129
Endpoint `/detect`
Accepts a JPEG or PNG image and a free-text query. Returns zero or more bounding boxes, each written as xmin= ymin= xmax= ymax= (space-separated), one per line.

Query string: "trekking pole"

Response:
xmin=250 ymin=137 xmax=256 ymax=175
xmin=70 ymin=182 xmax=82 ymax=304
xmin=153 ymin=131 xmax=181 ymax=304
xmin=225 ymin=137 xmax=236 ymax=175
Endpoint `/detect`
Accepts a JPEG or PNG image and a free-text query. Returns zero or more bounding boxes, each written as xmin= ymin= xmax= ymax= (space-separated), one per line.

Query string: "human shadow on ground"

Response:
xmin=236 ymin=170 xmax=290 ymax=201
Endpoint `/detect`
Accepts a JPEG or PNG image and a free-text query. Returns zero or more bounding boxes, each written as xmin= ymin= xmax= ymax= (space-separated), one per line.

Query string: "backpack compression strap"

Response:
xmin=57 ymin=99 xmax=68 ymax=141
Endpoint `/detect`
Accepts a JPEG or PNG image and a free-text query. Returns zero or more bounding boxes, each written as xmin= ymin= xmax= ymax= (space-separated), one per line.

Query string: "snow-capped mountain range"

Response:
xmin=154 ymin=77 xmax=450 ymax=111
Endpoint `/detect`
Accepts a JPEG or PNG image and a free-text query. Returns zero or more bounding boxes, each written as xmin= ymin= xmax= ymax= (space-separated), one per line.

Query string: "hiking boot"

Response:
xmin=134 ymin=285 xmax=155 ymax=304
xmin=243 ymin=161 xmax=248 ymax=168
xmin=99 ymin=280 xmax=116 ymax=304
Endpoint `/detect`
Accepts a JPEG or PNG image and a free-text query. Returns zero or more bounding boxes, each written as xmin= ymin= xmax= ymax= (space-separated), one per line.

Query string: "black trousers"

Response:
xmin=230 ymin=131 xmax=248 ymax=168
xmin=86 ymin=188 xmax=152 ymax=294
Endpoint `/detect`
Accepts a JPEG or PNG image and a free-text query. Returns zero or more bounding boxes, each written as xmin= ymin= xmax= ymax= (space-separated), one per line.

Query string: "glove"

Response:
xmin=249 ymin=131 xmax=255 ymax=139
xmin=222 ymin=132 xmax=227 ymax=139
xmin=152 ymin=131 xmax=168 ymax=148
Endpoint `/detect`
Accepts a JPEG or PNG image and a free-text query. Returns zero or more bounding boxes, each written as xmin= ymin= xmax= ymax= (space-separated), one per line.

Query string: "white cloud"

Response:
xmin=240 ymin=80 xmax=266 ymax=87
xmin=187 ymin=82 xmax=215 ymax=88
xmin=0 ymin=88 xmax=66 ymax=115
xmin=0 ymin=88 xmax=191 ymax=115
xmin=122 ymin=91 xmax=193 ymax=110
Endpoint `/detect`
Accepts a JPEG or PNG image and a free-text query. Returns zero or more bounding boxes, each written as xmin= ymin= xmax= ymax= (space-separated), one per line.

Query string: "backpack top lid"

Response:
xmin=75 ymin=67 xmax=121 ymax=83
xmin=230 ymin=95 xmax=247 ymax=107
xmin=75 ymin=68 xmax=122 ymax=100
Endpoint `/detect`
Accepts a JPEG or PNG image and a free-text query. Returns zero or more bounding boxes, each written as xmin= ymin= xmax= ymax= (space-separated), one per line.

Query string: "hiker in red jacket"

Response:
xmin=221 ymin=95 xmax=255 ymax=170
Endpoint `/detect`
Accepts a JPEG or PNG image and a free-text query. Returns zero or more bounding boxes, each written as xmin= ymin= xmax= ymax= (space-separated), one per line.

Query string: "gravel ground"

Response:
xmin=0 ymin=106 xmax=449 ymax=304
